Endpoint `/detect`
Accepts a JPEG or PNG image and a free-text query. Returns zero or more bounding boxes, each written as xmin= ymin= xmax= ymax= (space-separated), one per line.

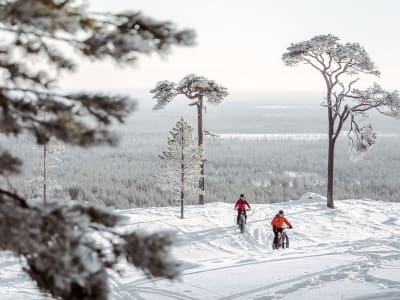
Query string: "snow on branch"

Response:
xmin=158 ymin=117 xmax=200 ymax=198
xmin=0 ymin=0 xmax=195 ymax=146
xmin=0 ymin=2 xmax=195 ymax=299
xmin=123 ymin=231 xmax=179 ymax=279
xmin=151 ymin=81 xmax=177 ymax=111
xmin=0 ymin=190 xmax=180 ymax=300
xmin=0 ymin=1 xmax=196 ymax=64
xmin=0 ymin=150 xmax=21 ymax=176
xmin=151 ymin=74 xmax=228 ymax=111
xmin=348 ymin=122 xmax=376 ymax=153
xmin=0 ymin=88 xmax=135 ymax=146
xmin=0 ymin=6 xmax=196 ymax=140
xmin=350 ymin=84 xmax=400 ymax=117
xmin=177 ymin=74 xmax=228 ymax=104
xmin=283 ymin=35 xmax=400 ymax=148
xmin=282 ymin=34 xmax=379 ymax=76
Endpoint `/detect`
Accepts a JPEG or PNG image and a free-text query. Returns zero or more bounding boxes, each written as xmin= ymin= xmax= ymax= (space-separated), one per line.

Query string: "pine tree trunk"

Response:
xmin=197 ymin=96 xmax=205 ymax=205
xmin=327 ymin=137 xmax=335 ymax=208
xmin=180 ymin=125 xmax=185 ymax=219
xmin=180 ymin=175 xmax=184 ymax=219
xmin=327 ymin=100 xmax=335 ymax=209
xmin=43 ymin=143 xmax=47 ymax=204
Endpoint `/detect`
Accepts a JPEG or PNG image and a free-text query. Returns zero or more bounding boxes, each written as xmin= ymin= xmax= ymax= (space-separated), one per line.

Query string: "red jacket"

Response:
xmin=235 ymin=199 xmax=251 ymax=210
xmin=271 ymin=215 xmax=291 ymax=228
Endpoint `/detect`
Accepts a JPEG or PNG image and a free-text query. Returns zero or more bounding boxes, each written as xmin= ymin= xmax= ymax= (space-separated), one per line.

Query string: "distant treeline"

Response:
xmin=4 ymin=134 xmax=400 ymax=208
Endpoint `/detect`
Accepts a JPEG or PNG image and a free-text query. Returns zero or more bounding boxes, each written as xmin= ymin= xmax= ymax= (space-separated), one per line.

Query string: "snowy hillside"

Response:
xmin=2 ymin=195 xmax=400 ymax=299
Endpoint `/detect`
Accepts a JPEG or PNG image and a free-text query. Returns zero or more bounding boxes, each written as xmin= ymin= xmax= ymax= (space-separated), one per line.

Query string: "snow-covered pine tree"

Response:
xmin=159 ymin=117 xmax=201 ymax=219
xmin=151 ymin=74 xmax=228 ymax=205
xmin=45 ymin=137 xmax=65 ymax=196
xmin=27 ymin=136 xmax=65 ymax=202
xmin=282 ymin=34 xmax=400 ymax=209
xmin=0 ymin=1 xmax=195 ymax=299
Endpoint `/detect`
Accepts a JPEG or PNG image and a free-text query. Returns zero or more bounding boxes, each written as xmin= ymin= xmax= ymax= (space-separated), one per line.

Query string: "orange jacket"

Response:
xmin=271 ymin=215 xmax=291 ymax=228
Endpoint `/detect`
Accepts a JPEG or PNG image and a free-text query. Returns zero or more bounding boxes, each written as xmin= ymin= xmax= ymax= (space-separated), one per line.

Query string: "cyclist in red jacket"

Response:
xmin=271 ymin=210 xmax=292 ymax=248
xmin=234 ymin=194 xmax=251 ymax=224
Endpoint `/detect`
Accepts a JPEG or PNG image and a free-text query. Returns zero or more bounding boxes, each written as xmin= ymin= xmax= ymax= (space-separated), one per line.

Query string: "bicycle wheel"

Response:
xmin=239 ymin=215 xmax=245 ymax=233
xmin=283 ymin=234 xmax=289 ymax=248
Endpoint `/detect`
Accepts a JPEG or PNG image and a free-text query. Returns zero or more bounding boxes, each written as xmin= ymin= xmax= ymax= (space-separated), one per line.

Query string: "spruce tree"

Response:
xmin=159 ymin=117 xmax=201 ymax=219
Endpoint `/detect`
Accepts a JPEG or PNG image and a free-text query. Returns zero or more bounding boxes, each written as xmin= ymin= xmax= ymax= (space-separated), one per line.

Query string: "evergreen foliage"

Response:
xmin=159 ymin=117 xmax=201 ymax=218
xmin=0 ymin=1 xmax=195 ymax=299
xmin=151 ymin=74 xmax=228 ymax=204
xmin=8 ymin=134 xmax=400 ymax=208
xmin=151 ymin=74 xmax=228 ymax=111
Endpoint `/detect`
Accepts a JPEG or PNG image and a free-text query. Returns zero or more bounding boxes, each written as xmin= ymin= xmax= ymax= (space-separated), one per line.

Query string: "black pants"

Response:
xmin=237 ymin=209 xmax=247 ymax=224
xmin=273 ymin=227 xmax=284 ymax=246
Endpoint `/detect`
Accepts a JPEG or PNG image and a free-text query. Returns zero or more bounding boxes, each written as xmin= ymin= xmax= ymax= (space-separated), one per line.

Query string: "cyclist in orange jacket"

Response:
xmin=271 ymin=210 xmax=292 ymax=248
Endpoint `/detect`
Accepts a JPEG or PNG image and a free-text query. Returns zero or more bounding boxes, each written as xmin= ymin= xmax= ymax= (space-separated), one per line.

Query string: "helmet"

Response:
xmin=240 ymin=194 xmax=245 ymax=198
xmin=278 ymin=210 xmax=284 ymax=216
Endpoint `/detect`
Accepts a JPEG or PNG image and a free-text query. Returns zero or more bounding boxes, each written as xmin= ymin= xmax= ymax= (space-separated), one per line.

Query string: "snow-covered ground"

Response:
xmin=1 ymin=194 xmax=400 ymax=299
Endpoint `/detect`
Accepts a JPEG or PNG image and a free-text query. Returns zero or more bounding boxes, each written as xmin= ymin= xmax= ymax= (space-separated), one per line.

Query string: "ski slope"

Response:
xmin=1 ymin=194 xmax=400 ymax=299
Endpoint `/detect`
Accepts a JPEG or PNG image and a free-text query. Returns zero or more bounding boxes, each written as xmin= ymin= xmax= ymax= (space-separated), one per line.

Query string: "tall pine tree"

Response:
xmin=282 ymin=34 xmax=400 ymax=208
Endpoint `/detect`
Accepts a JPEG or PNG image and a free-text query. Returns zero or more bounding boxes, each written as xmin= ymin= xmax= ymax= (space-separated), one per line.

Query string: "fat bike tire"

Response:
xmin=239 ymin=215 xmax=245 ymax=233
xmin=283 ymin=235 xmax=289 ymax=248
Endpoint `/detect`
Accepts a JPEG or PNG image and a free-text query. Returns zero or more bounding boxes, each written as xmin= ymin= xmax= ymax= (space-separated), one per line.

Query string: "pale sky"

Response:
xmin=61 ymin=0 xmax=400 ymax=94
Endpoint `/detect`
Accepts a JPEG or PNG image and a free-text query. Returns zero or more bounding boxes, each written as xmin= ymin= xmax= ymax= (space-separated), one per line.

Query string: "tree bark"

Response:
xmin=326 ymin=100 xmax=335 ymax=209
xmin=180 ymin=167 xmax=184 ymax=219
xmin=327 ymin=137 xmax=335 ymax=208
xmin=43 ymin=143 xmax=47 ymax=204
xmin=180 ymin=124 xmax=185 ymax=219
xmin=197 ymin=95 xmax=205 ymax=205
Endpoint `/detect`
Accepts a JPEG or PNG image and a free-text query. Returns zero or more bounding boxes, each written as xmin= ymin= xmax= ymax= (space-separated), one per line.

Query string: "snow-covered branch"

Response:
xmin=348 ymin=84 xmax=400 ymax=117
xmin=0 ymin=191 xmax=180 ymax=300
xmin=0 ymin=1 xmax=195 ymax=64
xmin=158 ymin=118 xmax=200 ymax=193
xmin=157 ymin=118 xmax=201 ymax=217
xmin=151 ymin=74 xmax=228 ymax=111
xmin=348 ymin=120 xmax=376 ymax=153
xmin=282 ymin=34 xmax=379 ymax=78
xmin=0 ymin=1 xmax=196 ymax=298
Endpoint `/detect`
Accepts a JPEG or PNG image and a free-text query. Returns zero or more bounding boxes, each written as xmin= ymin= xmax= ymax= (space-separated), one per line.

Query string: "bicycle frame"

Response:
xmin=235 ymin=209 xmax=249 ymax=233
xmin=273 ymin=227 xmax=290 ymax=249
xmin=277 ymin=230 xmax=286 ymax=245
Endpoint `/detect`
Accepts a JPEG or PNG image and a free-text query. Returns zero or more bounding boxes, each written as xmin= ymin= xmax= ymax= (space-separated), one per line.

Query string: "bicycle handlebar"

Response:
xmin=273 ymin=226 xmax=292 ymax=229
